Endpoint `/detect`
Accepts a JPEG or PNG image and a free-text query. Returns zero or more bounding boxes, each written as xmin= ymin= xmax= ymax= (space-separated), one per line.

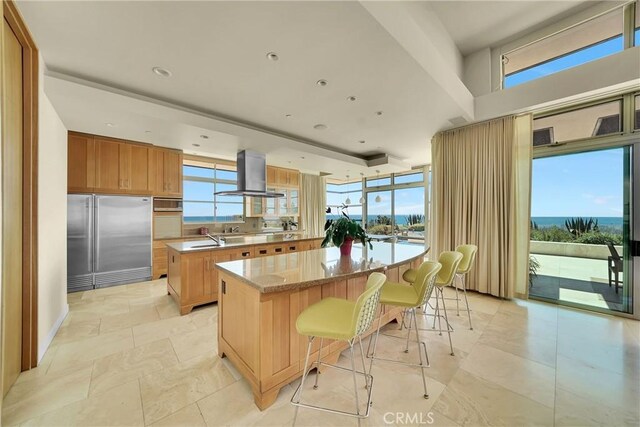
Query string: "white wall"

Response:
xmin=463 ymin=48 xmax=492 ymax=97
xmin=37 ymin=55 xmax=68 ymax=362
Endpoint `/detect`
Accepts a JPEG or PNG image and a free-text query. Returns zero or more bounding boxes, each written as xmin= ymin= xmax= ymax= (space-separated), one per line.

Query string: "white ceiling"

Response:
xmin=16 ymin=0 xmax=598 ymax=178
xmin=428 ymin=1 xmax=599 ymax=56
xmin=18 ymin=0 xmax=471 ymax=177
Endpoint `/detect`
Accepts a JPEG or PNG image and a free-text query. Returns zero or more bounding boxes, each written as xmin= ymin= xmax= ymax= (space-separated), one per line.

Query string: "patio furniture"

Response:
xmin=606 ymin=242 xmax=623 ymax=293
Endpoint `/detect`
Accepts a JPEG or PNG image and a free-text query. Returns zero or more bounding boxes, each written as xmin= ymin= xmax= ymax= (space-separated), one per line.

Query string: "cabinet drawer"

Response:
xmin=254 ymin=245 xmax=271 ymax=257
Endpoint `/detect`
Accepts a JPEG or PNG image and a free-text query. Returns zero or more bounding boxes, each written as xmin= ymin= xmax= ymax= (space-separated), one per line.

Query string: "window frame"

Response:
xmin=498 ymin=1 xmax=636 ymax=90
xmin=182 ymin=163 xmax=245 ymax=224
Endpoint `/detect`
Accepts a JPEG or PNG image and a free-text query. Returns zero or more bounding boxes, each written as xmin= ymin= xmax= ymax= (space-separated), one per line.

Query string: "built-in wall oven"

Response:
xmin=153 ymin=198 xmax=183 ymax=239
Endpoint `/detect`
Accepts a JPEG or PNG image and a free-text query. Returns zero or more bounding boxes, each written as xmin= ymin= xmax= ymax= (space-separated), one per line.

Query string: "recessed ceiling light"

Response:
xmin=316 ymin=79 xmax=328 ymax=87
xmin=375 ymin=111 xmax=383 ymax=116
xmin=152 ymin=66 xmax=172 ymax=77
xmin=105 ymin=123 xmax=115 ymax=127
xmin=359 ymin=140 xmax=365 ymax=144
xmin=200 ymin=135 xmax=209 ymax=139
xmin=347 ymin=96 xmax=356 ymax=102
xmin=285 ymin=114 xmax=292 ymax=118
xmin=266 ymin=52 xmax=279 ymax=61
xmin=313 ymin=124 xmax=327 ymax=130
xmin=300 ymin=156 xmax=305 ymax=159
xmin=192 ymin=143 xmax=200 ymax=147
xmin=145 ymin=130 xmax=152 ymax=134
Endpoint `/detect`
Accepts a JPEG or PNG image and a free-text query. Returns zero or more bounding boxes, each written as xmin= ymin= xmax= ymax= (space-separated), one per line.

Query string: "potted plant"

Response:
xmin=322 ymin=205 xmax=372 ymax=256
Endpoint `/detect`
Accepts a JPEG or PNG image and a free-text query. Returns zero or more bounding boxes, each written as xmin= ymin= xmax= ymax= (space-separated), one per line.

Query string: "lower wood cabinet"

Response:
xmin=167 ymin=238 xmax=323 ymax=315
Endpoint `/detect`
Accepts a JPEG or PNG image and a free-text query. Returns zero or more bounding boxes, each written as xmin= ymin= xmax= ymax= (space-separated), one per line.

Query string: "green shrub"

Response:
xmin=575 ymin=232 xmax=622 ymax=245
xmin=408 ymin=224 xmax=425 ymax=232
xmin=565 ymin=217 xmax=598 ymax=237
xmin=367 ymin=224 xmax=391 ymax=235
xmin=530 ymin=226 xmax=575 ymax=242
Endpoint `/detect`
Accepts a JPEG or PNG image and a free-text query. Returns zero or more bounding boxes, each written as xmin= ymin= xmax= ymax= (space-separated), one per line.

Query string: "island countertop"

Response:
xmin=215 ymin=242 xmax=429 ymax=293
xmin=166 ymin=233 xmax=323 ymax=253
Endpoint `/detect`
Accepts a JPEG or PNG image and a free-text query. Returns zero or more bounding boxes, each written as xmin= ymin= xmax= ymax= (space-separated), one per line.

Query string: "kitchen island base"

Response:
xmin=217 ymin=253 xmax=422 ymax=410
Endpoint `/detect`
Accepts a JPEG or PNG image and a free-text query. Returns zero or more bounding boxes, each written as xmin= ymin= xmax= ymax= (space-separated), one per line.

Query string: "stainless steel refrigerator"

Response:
xmin=67 ymin=194 xmax=152 ymax=292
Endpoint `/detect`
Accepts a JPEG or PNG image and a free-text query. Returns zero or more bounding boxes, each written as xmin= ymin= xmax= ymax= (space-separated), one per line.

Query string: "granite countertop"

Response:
xmin=215 ymin=242 xmax=429 ymax=293
xmin=166 ymin=233 xmax=323 ymax=253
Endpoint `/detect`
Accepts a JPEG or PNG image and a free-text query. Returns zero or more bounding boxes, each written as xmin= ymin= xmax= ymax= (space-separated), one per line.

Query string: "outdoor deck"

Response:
xmin=530 ymin=254 xmax=624 ymax=311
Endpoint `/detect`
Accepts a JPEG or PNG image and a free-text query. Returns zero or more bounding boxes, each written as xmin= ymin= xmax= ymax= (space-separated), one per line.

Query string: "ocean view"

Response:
xmin=531 ymin=216 xmax=622 ymax=229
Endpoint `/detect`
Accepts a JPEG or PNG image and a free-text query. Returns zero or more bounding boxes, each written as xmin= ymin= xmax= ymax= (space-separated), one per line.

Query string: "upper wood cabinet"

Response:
xmin=68 ymin=133 xmax=95 ymax=192
xmin=267 ymin=166 xmax=299 ymax=188
xmin=151 ymin=147 xmax=183 ymax=198
xmin=68 ymin=131 xmax=182 ymax=197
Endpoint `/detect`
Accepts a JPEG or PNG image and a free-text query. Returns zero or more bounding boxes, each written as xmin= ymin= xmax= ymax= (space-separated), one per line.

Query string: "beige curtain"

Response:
xmin=300 ymin=174 xmax=327 ymax=236
xmin=431 ymin=114 xmax=532 ymax=298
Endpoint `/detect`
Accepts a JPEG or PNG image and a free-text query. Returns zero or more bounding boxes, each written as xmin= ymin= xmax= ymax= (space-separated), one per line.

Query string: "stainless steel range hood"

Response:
xmin=215 ymin=150 xmax=284 ymax=198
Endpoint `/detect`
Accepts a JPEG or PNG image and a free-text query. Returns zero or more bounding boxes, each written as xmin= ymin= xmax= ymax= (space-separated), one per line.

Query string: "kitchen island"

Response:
xmin=215 ymin=242 xmax=428 ymax=410
xmin=166 ymin=234 xmax=324 ymax=314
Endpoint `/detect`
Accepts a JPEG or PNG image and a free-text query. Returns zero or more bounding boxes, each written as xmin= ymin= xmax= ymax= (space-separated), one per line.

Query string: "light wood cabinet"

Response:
xmin=68 ymin=131 xmax=181 ymax=197
xmin=151 ymin=147 xmax=183 ymax=198
xmin=167 ymin=238 xmax=323 ymax=314
xmin=94 ymin=137 xmax=122 ymax=192
xmin=267 ymin=166 xmax=299 ymax=188
xmin=68 ymin=133 xmax=95 ymax=192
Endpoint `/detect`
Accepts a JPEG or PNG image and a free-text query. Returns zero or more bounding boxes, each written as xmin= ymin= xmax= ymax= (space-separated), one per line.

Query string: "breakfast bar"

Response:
xmin=214 ymin=242 xmax=428 ymax=410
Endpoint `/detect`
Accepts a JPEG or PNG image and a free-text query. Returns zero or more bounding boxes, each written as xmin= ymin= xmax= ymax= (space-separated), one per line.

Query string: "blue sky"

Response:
xmin=531 ymin=148 xmax=624 ymax=217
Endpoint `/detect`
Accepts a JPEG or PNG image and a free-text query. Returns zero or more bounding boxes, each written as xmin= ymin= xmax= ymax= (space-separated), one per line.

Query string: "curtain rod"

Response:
xmin=436 ymin=113 xmax=531 ymax=136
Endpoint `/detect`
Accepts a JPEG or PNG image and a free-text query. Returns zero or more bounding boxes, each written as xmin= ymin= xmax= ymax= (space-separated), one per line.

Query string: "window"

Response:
xmin=183 ymin=163 xmax=244 ymax=223
xmin=326 ymin=180 xmax=363 ymax=223
xmin=635 ymin=3 xmax=640 ymax=46
xmin=503 ymin=7 xmax=623 ymax=88
xmin=533 ymin=100 xmax=622 ymax=144
xmin=363 ymin=169 xmax=427 ymax=245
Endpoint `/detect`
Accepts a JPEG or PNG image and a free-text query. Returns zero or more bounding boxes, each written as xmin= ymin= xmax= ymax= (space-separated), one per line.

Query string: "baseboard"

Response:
xmin=38 ymin=303 xmax=69 ymax=363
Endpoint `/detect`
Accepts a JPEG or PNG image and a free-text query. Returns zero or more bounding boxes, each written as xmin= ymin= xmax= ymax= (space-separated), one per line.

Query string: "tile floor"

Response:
xmin=2 ymin=279 xmax=639 ymax=426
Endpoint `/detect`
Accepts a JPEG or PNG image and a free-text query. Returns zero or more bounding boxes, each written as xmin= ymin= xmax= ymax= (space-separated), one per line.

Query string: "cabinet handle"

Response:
xmin=222 ymin=280 xmax=226 ymax=295
xmin=289 ymin=246 xmax=296 ymax=251
xmin=259 ymin=249 xmax=267 ymax=255
xmin=275 ymin=247 xmax=283 ymax=253
xmin=242 ymin=251 xmax=250 ymax=257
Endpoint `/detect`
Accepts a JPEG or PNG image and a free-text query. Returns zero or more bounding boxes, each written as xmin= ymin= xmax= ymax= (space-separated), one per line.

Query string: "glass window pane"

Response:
xmin=394 ymin=172 xmax=424 ymax=185
xmin=215 ymin=203 xmax=243 ymax=222
xmin=216 ymin=169 xmax=237 ymax=181
xmin=366 ymin=191 xmax=392 ymax=235
xmin=215 ymin=182 xmax=243 ymax=203
xmin=327 ymin=183 xmax=343 ymax=193
xmin=635 ymin=95 xmax=640 ymax=130
xmin=533 ymin=100 xmax=621 ymax=144
xmin=183 ymin=202 xmax=214 ymax=222
xmin=635 ymin=3 xmax=640 ymax=46
xmin=504 ymin=8 xmax=623 ymax=88
xmin=183 ymin=165 xmax=214 ymax=179
xmin=366 ymin=177 xmax=391 ymax=188
xmin=183 ymin=180 xmax=214 ymax=202
xmin=394 ymin=187 xmax=425 ymax=243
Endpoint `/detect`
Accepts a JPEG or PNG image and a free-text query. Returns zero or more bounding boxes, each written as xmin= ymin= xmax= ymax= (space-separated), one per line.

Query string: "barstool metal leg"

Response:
xmin=461 ymin=276 xmax=473 ymax=330
xmin=455 ymin=278 xmax=460 ymax=316
xmin=411 ymin=308 xmax=429 ymax=399
xmin=367 ymin=311 xmax=384 ymax=377
xmin=293 ymin=336 xmax=315 ymax=425
xmin=435 ymin=288 xmax=443 ymax=335
xmin=439 ymin=288 xmax=454 ymax=356
xmin=313 ymin=338 xmax=324 ymax=390
xmin=357 ymin=336 xmax=370 ymax=389
xmin=348 ymin=340 xmax=361 ymax=416
xmin=404 ymin=309 xmax=412 ymax=353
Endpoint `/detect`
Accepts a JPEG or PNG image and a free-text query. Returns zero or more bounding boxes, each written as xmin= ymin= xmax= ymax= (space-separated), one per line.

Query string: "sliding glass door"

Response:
xmin=529 ymin=144 xmax=637 ymax=316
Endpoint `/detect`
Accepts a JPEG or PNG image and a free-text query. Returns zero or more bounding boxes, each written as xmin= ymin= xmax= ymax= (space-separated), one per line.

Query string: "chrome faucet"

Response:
xmin=231 ymin=226 xmax=240 ymax=233
xmin=206 ymin=233 xmax=221 ymax=245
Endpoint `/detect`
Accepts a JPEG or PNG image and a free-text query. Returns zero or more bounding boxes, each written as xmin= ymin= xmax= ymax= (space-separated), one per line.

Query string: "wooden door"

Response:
xmin=67 ymin=133 xmax=95 ymax=192
xmin=126 ymin=145 xmax=150 ymax=194
xmin=164 ymin=150 xmax=182 ymax=197
xmin=118 ymin=143 xmax=131 ymax=190
xmin=94 ymin=137 xmax=122 ymax=192
xmin=266 ymin=166 xmax=277 ymax=186
xmin=181 ymin=252 xmax=211 ymax=303
xmin=151 ymin=148 xmax=165 ymax=195
xmin=2 ymin=17 xmax=23 ymax=396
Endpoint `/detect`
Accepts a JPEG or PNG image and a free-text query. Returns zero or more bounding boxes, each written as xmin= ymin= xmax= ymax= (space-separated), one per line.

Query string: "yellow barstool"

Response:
xmin=291 ymin=272 xmax=386 ymax=421
xmin=452 ymin=245 xmax=478 ymax=330
xmin=429 ymin=251 xmax=463 ymax=355
xmin=366 ymin=261 xmax=442 ymax=399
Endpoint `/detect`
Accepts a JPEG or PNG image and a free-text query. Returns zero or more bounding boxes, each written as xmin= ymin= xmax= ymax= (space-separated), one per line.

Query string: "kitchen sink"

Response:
xmin=191 ymin=243 xmax=222 ymax=248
